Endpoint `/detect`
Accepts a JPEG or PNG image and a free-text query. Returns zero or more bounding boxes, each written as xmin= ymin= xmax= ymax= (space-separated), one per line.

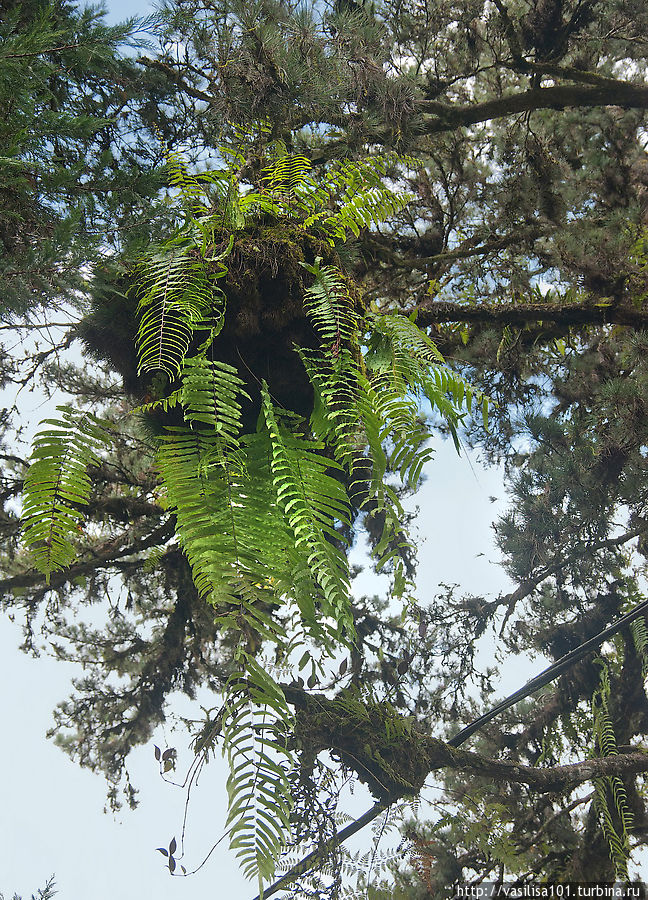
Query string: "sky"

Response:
xmin=0 ymin=2 xmax=530 ymax=897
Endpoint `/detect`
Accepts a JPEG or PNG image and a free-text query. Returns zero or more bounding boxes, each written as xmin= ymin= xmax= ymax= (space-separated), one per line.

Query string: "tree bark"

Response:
xmin=411 ymin=299 xmax=648 ymax=330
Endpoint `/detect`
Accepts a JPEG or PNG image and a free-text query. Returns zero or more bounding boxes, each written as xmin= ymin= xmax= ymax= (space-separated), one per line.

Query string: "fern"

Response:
xmin=261 ymin=144 xmax=313 ymax=198
xmin=134 ymin=244 xmax=218 ymax=377
xmin=261 ymin=386 xmax=354 ymax=644
xmin=180 ymin=356 xmax=250 ymax=436
xmin=300 ymin=257 xmax=358 ymax=357
xmin=223 ymin=652 xmax=295 ymax=891
xmin=631 ymin=616 xmax=648 ymax=678
xmin=21 ymin=406 xmax=110 ymax=579
xmin=301 ymin=154 xmax=414 ymax=243
xmin=20 ymin=136 xmax=491 ymax=887
xmin=591 ymin=661 xmax=633 ymax=880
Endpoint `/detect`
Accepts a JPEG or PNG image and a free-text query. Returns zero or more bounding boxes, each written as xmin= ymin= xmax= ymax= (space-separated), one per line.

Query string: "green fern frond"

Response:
xmin=223 ymin=653 xmax=295 ymax=891
xmin=21 ymin=406 xmax=110 ymax=579
xmin=261 ymin=386 xmax=354 ymax=643
xmin=164 ymin=148 xmax=206 ymax=211
xmin=261 ymin=146 xmax=313 ymax=196
xmin=180 ymin=356 xmax=249 ymax=439
xmin=134 ymin=245 xmax=218 ymax=377
xmin=631 ymin=616 xmax=648 ymax=678
xmin=591 ymin=661 xmax=633 ymax=880
xmin=155 ymin=427 xmax=266 ymax=608
xmin=301 ymin=155 xmax=413 ymax=243
xmin=367 ymin=312 xmax=488 ymax=448
xmin=300 ymin=257 xmax=358 ymax=352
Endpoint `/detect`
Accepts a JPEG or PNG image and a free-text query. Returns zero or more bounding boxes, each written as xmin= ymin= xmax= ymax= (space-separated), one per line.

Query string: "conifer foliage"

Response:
xmin=7 ymin=0 xmax=648 ymax=891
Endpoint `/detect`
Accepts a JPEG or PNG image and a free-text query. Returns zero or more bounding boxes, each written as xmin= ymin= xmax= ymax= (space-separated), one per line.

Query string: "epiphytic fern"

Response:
xmin=591 ymin=661 xmax=633 ymax=880
xmin=300 ymin=154 xmax=414 ymax=243
xmin=20 ymin=134 xmax=488 ymax=890
xmin=21 ymin=405 xmax=110 ymax=579
xmin=222 ymin=652 xmax=295 ymax=892
xmin=631 ymin=616 xmax=648 ymax=679
xmin=261 ymin=386 xmax=354 ymax=645
xmin=134 ymin=243 xmax=219 ymax=377
xmin=300 ymin=257 xmax=358 ymax=358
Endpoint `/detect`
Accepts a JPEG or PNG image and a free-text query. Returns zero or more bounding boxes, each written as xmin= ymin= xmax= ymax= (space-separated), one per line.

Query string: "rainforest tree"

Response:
xmin=4 ymin=0 xmax=648 ymax=893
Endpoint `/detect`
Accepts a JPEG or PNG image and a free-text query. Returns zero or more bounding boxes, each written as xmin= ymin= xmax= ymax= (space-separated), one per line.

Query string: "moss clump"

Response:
xmin=79 ymin=222 xmax=364 ymax=432
xmin=292 ymin=690 xmax=430 ymax=802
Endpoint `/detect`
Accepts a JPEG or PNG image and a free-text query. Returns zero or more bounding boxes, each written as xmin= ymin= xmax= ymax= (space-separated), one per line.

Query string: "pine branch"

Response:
xmin=411 ymin=300 xmax=648 ymax=330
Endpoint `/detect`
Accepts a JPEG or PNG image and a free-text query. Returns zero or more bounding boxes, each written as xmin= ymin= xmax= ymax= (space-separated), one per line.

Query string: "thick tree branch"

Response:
xmin=0 ymin=520 xmax=174 ymax=598
xmin=282 ymin=684 xmax=648 ymax=798
xmin=410 ymin=300 xmax=648 ymax=330
xmin=417 ymin=82 xmax=648 ymax=135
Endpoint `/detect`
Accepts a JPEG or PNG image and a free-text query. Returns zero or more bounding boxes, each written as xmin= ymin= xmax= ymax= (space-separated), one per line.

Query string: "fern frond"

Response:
xmin=21 ymin=406 xmax=110 ymax=579
xmin=591 ymin=661 xmax=633 ymax=880
xmin=301 ymin=156 xmax=413 ymax=243
xmin=367 ymin=312 xmax=488 ymax=449
xmin=631 ymin=616 xmax=648 ymax=678
xmin=134 ymin=245 xmax=218 ymax=377
xmin=164 ymin=148 xmax=206 ymax=211
xmin=300 ymin=258 xmax=358 ymax=352
xmin=180 ymin=356 xmax=249 ymax=441
xmin=261 ymin=385 xmax=354 ymax=643
xmin=223 ymin=654 xmax=295 ymax=891
xmin=261 ymin=146 xmax=313 ymax=196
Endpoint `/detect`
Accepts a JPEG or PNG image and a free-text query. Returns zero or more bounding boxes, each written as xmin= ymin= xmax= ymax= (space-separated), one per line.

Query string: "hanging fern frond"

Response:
xmin=631 ymin=616 xmax=648 ymax=678
xmin=300 ymin=257 xmax=358 ymax=353
xmin=367 ymin=312 xmax=488 ymax=449
xmin=223 ymin=653 xmax=295 ymax=891
xmin=591 ymin=661 xmax=633 ymax=880
xmin=180 ymin=355 xmax=250 ymax=440
xmin=261 ymin=386 xmax=354 ymax=644
xmin=134 ymin=244 xmax=219 ymax=377
xmin=21 ymin=406 xmax=110 ymax=579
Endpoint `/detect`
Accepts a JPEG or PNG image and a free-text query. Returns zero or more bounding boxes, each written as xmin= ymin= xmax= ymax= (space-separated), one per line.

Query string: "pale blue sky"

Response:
xmin=0 ymin=3 xmax=519 ymax=897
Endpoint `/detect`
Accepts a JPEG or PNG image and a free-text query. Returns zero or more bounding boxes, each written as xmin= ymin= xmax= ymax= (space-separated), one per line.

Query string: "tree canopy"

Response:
xmin=4 ymin=0 xmax=648 ymax=893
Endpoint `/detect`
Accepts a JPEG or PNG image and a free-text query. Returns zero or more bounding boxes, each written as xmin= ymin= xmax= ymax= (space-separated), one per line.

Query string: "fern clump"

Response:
xmin=20 ymin=134 xmax=488 ymax=892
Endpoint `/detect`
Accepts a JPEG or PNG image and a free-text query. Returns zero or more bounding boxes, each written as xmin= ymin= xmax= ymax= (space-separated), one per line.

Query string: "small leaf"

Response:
xmin=154 ymin=745 xmax=161 ymax=761
xmin=181 ymin=865 xmax=187 ymax=875
xmin=157 ymin=847 xmax=168 ymax=857
xmin=339 ymin=658 xmax=348 ymax=675
xmin=397 ymin=657 xmax=409 ymax=675
xmin=162 ymin=748 xmax=175 ymax=761
xmin=169 ymin=837 xmax=177 ymax=855
xmin=307 ymin=672 xmax=318 ymax=689
xmin=169 ymin=856 xmax=176 ymax=874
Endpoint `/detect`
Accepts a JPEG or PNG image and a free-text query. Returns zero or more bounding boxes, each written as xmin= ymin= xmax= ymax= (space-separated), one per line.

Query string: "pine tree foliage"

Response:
xmin=0 ymin=0 xmax=168 ymax=316
xmin=11 ymin=0 xmax=648 ymax=887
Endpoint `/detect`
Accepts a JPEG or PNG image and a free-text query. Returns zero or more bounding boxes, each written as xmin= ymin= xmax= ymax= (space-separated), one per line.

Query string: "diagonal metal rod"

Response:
xmin=252 ymin=594 xmax=648 ymax=900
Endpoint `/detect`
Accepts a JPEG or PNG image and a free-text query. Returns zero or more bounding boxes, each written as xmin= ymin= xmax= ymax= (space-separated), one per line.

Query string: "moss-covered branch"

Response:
xmin=282 ymin=686 xmax=648 ymax=801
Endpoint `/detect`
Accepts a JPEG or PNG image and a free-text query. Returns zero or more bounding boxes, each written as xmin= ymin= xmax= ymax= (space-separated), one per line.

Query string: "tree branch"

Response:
xmin=410 ymin=300 xmax=648 ymax=330
xmin=138 ymin=57 xmax=215 ymax=105
xmin=0 ymin=520 xmax=174 ymax=598
xmin=417 ymin=82 xmax=648 ymax=135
